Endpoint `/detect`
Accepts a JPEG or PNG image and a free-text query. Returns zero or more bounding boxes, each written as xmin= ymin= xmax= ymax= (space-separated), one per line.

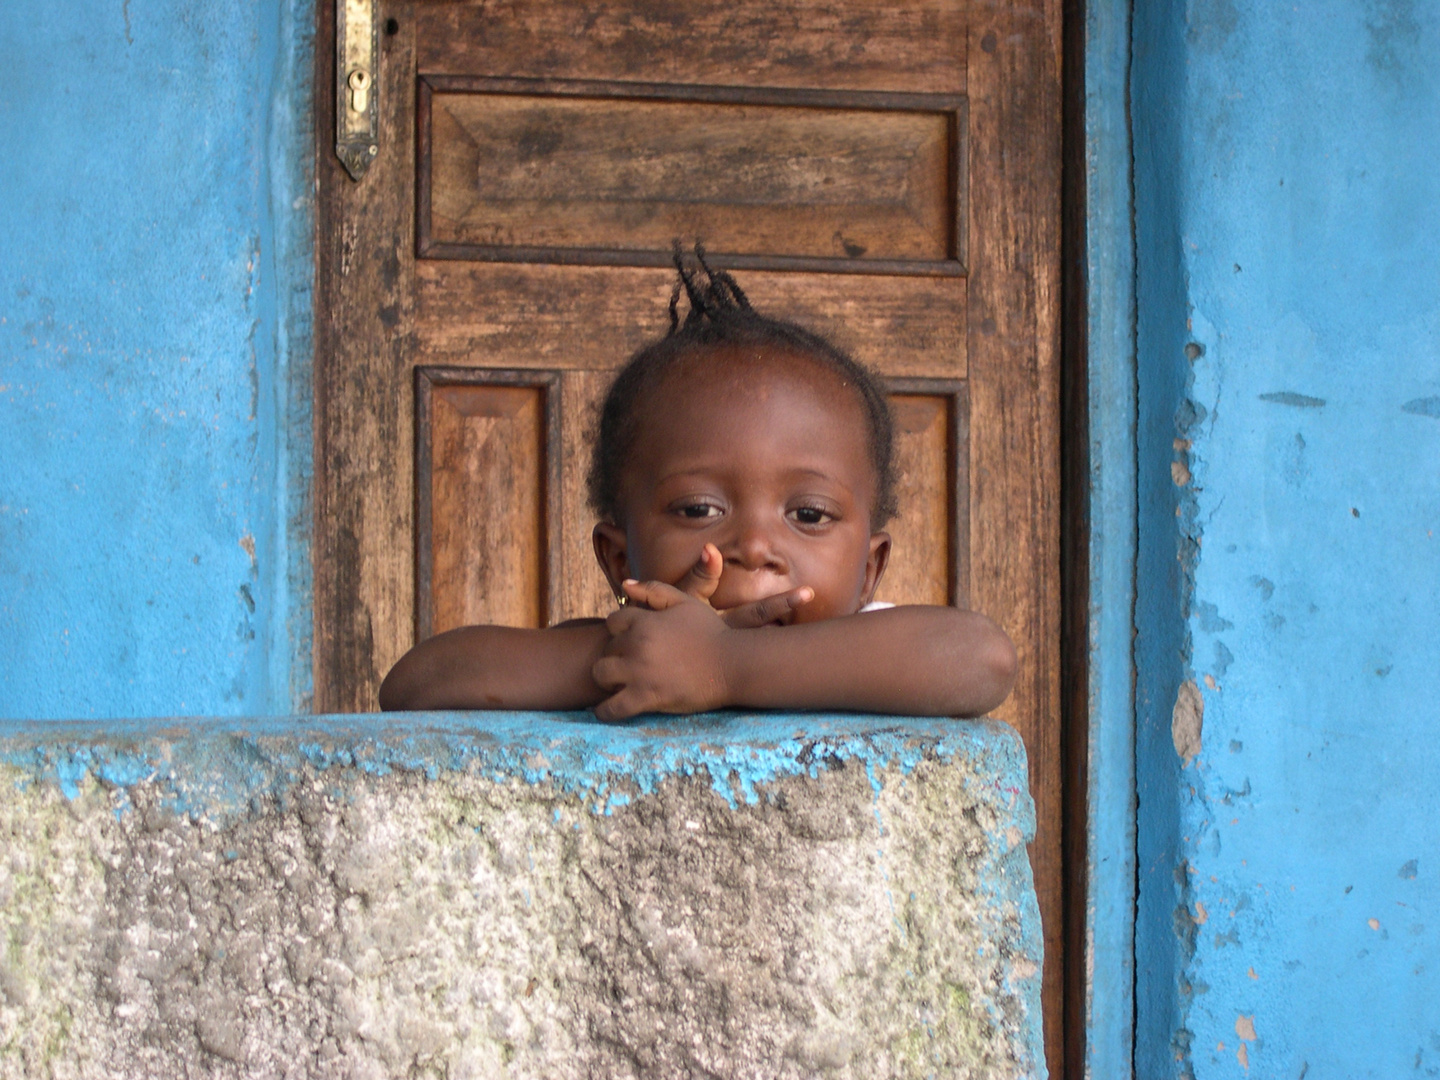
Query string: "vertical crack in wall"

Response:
xmin=1131 ymin=0 xmax=1214 ymax=1070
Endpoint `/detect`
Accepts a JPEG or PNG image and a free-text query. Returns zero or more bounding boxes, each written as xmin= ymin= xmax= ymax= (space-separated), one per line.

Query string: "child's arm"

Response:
xmin=377 ymin=589 xmax=816 ymax=711
xmin=592 ymin=581 xmax=1016 ymax=721
xmin=378 ymin=621 xmax=611 ymax=711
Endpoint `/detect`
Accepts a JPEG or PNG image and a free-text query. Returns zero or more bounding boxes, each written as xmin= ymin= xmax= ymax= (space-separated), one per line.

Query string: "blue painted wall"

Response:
xmin=1132 ymin=2 xmax=1440 ymax=1076
xmin=0 ymin=0 xmax=314 ymax=717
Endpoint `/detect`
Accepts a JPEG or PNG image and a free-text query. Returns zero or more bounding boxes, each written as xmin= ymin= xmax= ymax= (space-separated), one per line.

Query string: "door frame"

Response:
xmin=1062 ymin=0 xmax=1140 ymax=1077
xmin=304 ymin=1 xmax=1140 ymax=1076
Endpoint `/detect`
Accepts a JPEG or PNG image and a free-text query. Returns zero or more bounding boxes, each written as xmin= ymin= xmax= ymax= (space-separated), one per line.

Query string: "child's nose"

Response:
xmin=722 ymin=512 xmax=788 ymax=573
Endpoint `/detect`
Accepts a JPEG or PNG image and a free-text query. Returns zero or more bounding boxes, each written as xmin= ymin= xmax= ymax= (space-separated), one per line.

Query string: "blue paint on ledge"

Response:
xmin=0 ymin=712 xmax=1034 ymax=833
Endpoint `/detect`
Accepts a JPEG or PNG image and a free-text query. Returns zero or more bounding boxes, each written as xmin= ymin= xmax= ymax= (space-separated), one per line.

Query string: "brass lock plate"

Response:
xmin=336 ymin=0 xmax=378 ymax=180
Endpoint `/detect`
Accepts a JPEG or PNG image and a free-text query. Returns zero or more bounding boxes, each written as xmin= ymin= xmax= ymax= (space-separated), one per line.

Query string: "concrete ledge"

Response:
xmin=0 ymin=713 xmax=1045 ymax=1079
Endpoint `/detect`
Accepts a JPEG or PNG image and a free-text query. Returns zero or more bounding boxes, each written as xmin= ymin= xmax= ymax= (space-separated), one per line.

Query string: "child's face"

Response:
xmin=593 ymin=346 xmax=890 ymax=623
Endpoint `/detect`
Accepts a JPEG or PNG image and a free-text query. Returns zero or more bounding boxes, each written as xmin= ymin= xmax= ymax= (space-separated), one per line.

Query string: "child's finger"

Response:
xmin=593 ymin=687 xmax=646 ymax=723
xmin=621 ymin=578 xmax=692 ymax=611
xmin=676 ymin=544 xmax=722 ymax=603
xmin=605 ymin=605 xmax=642 ymax=635
xmin=722 ymin=586 xmax=814 ymax=629
xmin=591 ymin=655 xmax=629 ymax=691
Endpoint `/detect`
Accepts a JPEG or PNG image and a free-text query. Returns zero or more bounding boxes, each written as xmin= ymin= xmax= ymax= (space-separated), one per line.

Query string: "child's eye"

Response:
xmin=675 ymin=502 xmax=722 ymax=520
xmin=788 ymin=505 xmax=833 ymax=526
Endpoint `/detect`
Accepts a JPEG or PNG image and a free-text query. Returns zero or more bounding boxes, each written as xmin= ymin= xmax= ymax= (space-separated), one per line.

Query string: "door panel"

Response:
xmin=415 ymin=368 xmax=559 ymax=638
xmin=421 ymin=77 xmax=963 ymax=274
xmin=316 ymin=0 xmax=1061 ymax=1068
xmin=877 ymin=382 xmax=970 ymax=609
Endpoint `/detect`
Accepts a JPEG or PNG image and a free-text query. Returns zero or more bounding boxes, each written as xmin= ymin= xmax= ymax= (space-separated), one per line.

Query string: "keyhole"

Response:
xmin=348 ymin=69 xmax=370 ymax=113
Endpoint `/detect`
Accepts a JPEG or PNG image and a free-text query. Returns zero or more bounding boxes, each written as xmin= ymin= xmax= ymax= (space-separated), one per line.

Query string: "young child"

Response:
xmin=379 ymin=249 xmax=1016 ymax=720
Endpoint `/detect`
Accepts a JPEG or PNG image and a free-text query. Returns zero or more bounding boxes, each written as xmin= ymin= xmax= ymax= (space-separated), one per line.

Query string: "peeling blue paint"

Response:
xmin=0 ymin=711 xmax=1047 ymax=1075
xmin=1132 ymin=1 xmax=1195 ymax=1070
xmin=0 ymin=713 xmax=1034 ymax=834
xmin=7 ymin=0 xmax=1434 ymax=1070
xmin=1401 ymin=396 xmax=1440 ymax=419
xmin=1258 ymin=392 xmax=1327 ymax=409
xmin=0 ymin=709 xmax=1044 ymax=1057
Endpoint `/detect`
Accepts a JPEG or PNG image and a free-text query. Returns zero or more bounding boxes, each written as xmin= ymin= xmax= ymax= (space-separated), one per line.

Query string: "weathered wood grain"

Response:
xmin=428 ymin=92 xmax=952 ymax=265
xmin=414 ymin=367 xmax=563 ymax=637
xmin=874 ymin=393 xmax=956 ymax=608
xmin=875 ymin=381 xmax=971 ymax=612
xmin=314 ymin=8 xmax=420 ymax=711
xmin=555 ymin=370 xmax=618 ymax=624
xmin=415 ymin=1 xmax=966 ymax=94
xmin=426 ymin=383 xmax=547 ymax=634
xmin=966 ymin=1 xmax=1065 ymax=1071
xmin=414 ymin=263 xmax=968 ymax=379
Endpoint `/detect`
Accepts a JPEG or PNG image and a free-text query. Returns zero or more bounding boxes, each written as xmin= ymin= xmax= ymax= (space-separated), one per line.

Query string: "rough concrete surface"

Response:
xmin=0 ymin=714 xmax=1044 ymax=1079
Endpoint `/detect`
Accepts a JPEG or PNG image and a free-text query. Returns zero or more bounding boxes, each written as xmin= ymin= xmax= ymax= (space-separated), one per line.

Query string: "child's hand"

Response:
xmin=671 ymin=543 xmax=814 ymax=628
xmin=592 ymin=574 xmax=818 ymax=720
xmin=592 ymin=581 xmax=733 ymax=720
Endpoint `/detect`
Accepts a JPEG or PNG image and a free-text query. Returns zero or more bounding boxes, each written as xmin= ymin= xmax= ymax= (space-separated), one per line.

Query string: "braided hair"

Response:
xmin=587 ymin=243 xmax=898 ymax=527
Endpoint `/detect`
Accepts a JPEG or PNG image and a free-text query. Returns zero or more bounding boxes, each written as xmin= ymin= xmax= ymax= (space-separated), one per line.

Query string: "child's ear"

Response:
xmin=592 ymin=523 xmax=631 ymax=598
xmin=861 ymin=531 xmax=892 ymax=606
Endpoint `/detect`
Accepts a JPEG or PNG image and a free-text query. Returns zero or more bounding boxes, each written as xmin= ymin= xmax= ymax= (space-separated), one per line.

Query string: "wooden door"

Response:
xmin=315 ymin=0 xmax=1061 ymax=1068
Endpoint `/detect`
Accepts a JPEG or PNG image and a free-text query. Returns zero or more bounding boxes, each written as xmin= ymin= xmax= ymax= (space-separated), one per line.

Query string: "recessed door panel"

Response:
xmin=422 ymin=79 xmax=962 ymax=274
xmin=875 ymin=382 xmax=969 ymax=609
xmin=415 ymin=370 xmax=558 ymax=637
